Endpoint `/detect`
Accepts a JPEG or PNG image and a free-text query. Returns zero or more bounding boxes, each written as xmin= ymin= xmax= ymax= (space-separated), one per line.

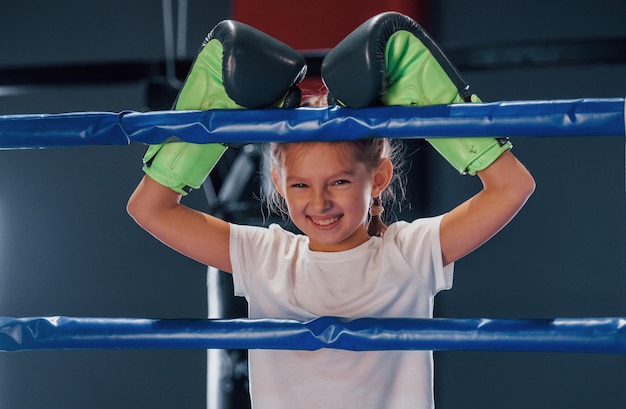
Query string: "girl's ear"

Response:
xmin=372 ymin=158 xmax=393 ymax=197
xmin=271 ymin=167 xmax=285 ymax=197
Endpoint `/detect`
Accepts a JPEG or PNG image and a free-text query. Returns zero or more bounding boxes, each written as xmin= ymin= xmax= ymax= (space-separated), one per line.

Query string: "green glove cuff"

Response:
xmin=427 ymin=137 xmax=512 ymax=175
xmin=383 ymin=30 xmax=511 ymax=174
xmin=143 ymin=142 xmax=227 ymax=196
xmin=143 ymin=39 xmax=237 ymax=195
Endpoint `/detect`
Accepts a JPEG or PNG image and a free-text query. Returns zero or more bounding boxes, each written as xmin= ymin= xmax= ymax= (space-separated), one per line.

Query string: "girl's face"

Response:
xmin=272 ymin=142 xmax=391 ymax=252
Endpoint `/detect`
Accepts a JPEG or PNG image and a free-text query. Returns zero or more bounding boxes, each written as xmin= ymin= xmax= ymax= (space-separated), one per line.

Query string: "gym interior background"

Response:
xmin=0 ymin=1 xmax=624 ymax=408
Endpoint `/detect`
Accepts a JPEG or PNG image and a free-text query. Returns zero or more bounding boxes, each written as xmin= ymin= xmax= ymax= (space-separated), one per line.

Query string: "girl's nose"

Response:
xmin=310 ymin=188 xmax=331 ymax=211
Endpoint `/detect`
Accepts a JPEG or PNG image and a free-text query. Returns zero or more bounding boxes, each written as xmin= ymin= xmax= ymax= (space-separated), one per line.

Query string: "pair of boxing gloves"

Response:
xmin=144 ymin=12 xmax=512 ymax=196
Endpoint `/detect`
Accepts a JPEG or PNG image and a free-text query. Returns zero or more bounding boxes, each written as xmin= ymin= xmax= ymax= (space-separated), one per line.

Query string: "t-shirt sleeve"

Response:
xmin=393 ymin=215 xmax=454 ymax=293
xmin=229 ymin=223 xmax=265 ymax=299
xmin=230 ymin=223 xmax=294 ymax=300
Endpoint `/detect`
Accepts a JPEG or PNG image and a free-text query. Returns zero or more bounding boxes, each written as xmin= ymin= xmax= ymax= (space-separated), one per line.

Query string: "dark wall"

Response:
xmin=0 ymin=2 xmax=229 ymax=409
xmin=428 ymin=1 xmax=626 ymax=408
xmin=0 ymin=1 xmax=624 ymax=409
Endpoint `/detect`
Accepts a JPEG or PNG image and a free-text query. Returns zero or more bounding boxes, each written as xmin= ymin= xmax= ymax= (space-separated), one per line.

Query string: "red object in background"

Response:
xmin=232 ymin=0 xmax=427 ymax=95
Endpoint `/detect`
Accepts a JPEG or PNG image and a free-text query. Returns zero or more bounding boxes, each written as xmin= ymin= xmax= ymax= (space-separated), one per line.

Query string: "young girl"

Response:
xmin=128 ymin=13 xmax=535 ymax=409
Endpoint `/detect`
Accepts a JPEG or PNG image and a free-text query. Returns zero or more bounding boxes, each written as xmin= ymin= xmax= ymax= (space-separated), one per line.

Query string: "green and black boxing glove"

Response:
xmin=144 ymin=20 xmax=307 ymax=195
xmin=321 ymin=12 xmax=511 ymax=175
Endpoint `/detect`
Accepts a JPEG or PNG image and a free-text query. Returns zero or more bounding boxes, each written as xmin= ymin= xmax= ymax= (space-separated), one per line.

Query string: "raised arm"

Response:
xmin=439 ymin=150 xmax=535 ymax=265
xmin=127 ymin=20 xmax=306 ymax=272
xmin=128 ymin=175 xmax=233 ymax=271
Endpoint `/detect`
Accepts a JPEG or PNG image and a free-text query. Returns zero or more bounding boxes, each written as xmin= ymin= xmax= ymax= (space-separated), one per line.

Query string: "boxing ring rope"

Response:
xmin=0 ymin=98 xmax=625 ymax=149
xmin=0 ymin=97 xmax=624 ymax=355
xmin=1 ymin=316 xmax=625 ymax=354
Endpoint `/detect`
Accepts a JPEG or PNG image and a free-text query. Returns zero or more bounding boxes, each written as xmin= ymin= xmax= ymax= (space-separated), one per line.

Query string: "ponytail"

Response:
xmin=367 ymin=196 xmax=387 ymax=237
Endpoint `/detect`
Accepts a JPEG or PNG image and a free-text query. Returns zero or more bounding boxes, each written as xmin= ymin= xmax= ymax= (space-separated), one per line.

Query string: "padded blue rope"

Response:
xmin=1 ymin=316 xmax=624 ymax=353
xmin=0 ymin=98 xmax=624 ymax=149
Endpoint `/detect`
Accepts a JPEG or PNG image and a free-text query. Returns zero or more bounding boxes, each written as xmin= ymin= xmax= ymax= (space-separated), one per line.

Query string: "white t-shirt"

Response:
xmin=230 ymin=215 xmax=454 ymax=409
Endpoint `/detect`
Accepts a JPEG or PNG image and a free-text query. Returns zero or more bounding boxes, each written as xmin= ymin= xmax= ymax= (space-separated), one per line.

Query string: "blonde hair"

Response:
xmin=262 ymin=93 xmax=406 ymax=236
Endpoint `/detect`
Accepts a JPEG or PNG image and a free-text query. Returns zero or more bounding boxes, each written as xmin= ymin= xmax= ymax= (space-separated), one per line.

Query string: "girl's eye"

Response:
xmin=290 ymin=183 xmax=308 ymax=189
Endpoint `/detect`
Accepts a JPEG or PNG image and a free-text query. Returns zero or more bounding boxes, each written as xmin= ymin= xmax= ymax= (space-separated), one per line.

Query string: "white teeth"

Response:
xmin=312 ymin=217 xmax=338 ymax=226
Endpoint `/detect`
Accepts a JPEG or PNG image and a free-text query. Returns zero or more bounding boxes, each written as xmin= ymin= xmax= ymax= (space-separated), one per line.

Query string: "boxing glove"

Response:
xmin=321 ymin=12 xmax=511 ymax=175
xmin=144 ymin=20 xmax=307 ymax=195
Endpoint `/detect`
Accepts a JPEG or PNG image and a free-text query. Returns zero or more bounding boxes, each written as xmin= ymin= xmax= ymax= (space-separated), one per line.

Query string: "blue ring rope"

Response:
xmin=0 ymin=98 xmax=624 ymax=149
xmin=1 ymin=316 xmax=624 ymax=354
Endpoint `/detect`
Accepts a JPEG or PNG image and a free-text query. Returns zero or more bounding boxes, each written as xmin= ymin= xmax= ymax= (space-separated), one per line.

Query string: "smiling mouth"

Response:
xmin=309 ymin=215 xmax=341 ymax=227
